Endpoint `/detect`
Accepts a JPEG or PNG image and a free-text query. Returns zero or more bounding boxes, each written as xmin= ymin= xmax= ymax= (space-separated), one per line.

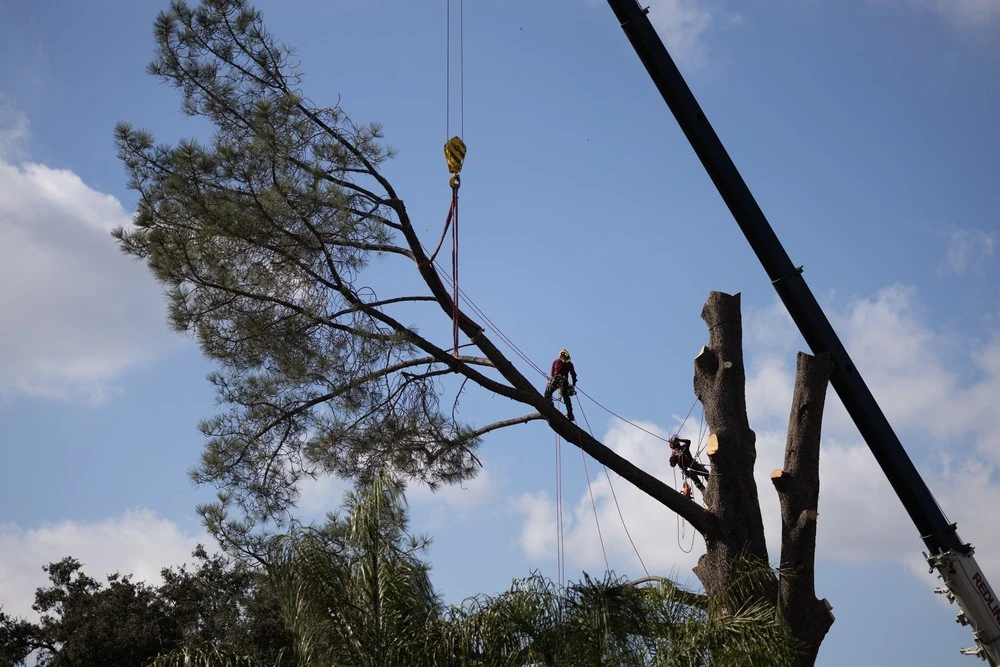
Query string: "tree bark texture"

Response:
xmin=772 ymin=351 xmax=835 ymax=665
xmin=691 ymin=292 xmax=772 ymax=602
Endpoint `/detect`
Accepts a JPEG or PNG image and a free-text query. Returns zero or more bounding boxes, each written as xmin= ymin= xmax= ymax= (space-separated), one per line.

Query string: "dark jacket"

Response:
xmin=551 ymin=358 xmax=577 ymax=383
xmin=670 ymin=439 xmax=708 ymax=477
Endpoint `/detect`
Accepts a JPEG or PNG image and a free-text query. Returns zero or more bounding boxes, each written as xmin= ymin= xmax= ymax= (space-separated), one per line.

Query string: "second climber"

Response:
xmin=544 ymin=349 xmax=578 ymax=421
xmin=669 ymin=436 xmax=709 ymax=492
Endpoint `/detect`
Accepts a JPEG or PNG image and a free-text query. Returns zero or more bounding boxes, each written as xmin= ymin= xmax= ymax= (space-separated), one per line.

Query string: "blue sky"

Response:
xmin=0 ymin=0 xmax=998 ymax=664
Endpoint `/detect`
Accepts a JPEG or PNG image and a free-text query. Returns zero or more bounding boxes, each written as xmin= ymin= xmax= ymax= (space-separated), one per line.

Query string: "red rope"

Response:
xmin=420 ymin=193 xmax=457 ymax=268
xmin=420 ymin=184 xmax=461 ymax=357
xmin=451 ymin=183 xmax=459 ymax=356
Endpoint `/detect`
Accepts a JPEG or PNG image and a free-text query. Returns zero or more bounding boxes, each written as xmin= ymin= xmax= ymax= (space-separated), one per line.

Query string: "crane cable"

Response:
xmin=445 ymin=0 xmax=464 ymax=142
xmin=441 ymin=0 xmax=466 ymax=357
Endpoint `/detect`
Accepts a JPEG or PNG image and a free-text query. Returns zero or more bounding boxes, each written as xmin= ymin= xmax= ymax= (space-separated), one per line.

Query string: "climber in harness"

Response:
xmin=544 ymin=349 xmax=578 ymax=421
xmin=669 ymin=436 xmax=708 ymax=492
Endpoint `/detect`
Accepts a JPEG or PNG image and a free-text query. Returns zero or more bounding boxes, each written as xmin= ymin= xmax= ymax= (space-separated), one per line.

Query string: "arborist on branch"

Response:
xmin=669 ymin=436 xmax=708 ymax=492
xmin=544 ymin=349 xmax=577 ymax=421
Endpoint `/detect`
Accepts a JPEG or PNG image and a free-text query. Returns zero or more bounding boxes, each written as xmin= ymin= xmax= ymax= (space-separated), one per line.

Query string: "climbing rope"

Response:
xmin=674 ymin=406 xmax=708 ymax=553
xmin=582 ymin=449 xmax=609 ymax=572
xmin=555 ymin=430 xmax=565 ymax=587
xmin=577 ymin=399 xmax=649 ymax=576
xmin=428 ymin=255 xmax=548 ymax=376
xmin=673 ymin=465 xmax=697 ymax=554
xmin=574 ymin=388 xmax=698 ymax=446
xmin=694 ymin=405 xmax=708 ymax=459
xmin=673 ymin=397 xmax=698 ymax=439
xmin=575 ymin=422 xmax=610 ymax=574
xmin=551 ymin=392 xmax=612 ymax=581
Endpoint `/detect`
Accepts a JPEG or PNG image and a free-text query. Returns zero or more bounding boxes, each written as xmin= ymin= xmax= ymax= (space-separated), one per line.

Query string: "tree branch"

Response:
xmin=347 ymin=205 xmax=402 ymax=231
xmin=465 ymin=413 xmax=545 ymax=439
xmin=171 ymin=12 xmax=389 ymax=211
xmin=242 ymin=180 xmax=527 ymax=404
xmin=286 ymin=155 xmax=387 ymax=206
xmin=328 ymin=295 xmax=437 ymax=320
xmin=253 ymin=355 xmax=493 ymax=441
xmin=206 ymin=5 xmax=539 ymax=405
xmin=391 ymin=196 xmax=540 ymax=397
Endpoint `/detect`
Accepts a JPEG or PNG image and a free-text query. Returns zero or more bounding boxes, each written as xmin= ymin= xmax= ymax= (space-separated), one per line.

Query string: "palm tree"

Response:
xmin=150 ymin=472 xmax=448 ymax=667
xmin=445 ymin=568 xmax=801 ymax=666
xmin=269 ymin=473 xmax=448 ymax=666
xmin=150 ymin=476 xmax=800 ymax=666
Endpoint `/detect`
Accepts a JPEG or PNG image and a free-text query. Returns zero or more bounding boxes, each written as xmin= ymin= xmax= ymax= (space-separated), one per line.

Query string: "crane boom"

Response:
xmin=603 ymin=1 xmax=1000 ymax=662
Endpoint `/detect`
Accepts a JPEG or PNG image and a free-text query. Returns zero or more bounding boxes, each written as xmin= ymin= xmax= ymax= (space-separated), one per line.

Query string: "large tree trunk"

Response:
xmin=771 ymin=351 xmax=836 ymax=664
xmin=691 ymin=292 xmax=772 ymax=603
xmin=690 ymin=291 xmax=834 ymax=665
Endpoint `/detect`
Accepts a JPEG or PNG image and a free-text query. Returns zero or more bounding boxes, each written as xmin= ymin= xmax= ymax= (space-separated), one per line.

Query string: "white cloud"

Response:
xmin=405 ymin=466 xmax=500 ymax=534
xmin=747 ymin=298 xmax=800 ymax=353
xmin=512 ymin=282 xmax=1000 ymax=590
xmin=940 ymin=227 xmax=996 ymax=276
xmin=512 ymin=490 xmax=560 ymax=560
xmin=410 ymin=465 xmax=497 ymax=511
xmin=0 ymin=509 xmax=209 ymax=620
xmin=586 ymin=0 xmax=723 ymax=68
xmin=0 ymin=103 xmax=29 ymax=159
xmin=512 ymin=419 xmax=708 ymax=582
xmin=297 ymin=472 xmax=351 ymax=517
xmin=745 ymin=284 xmax=997 ymax=446
xmin=878 ymin=0 xmax=1000 ymax=26
xmin=746 ymin=285 xmax=1000 ymax=572
xmin=0 ymin=113 xmax=178 ymax=403
xmin=647 ymin=0 xmax=715 ymax=67
xmin=296 ymin=466 xmax=499 ymax=533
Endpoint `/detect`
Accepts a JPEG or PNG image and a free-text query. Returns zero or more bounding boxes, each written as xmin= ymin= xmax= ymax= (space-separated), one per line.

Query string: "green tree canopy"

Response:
xmin=115 ymin=0 xmax=709 ymax=557
xmin=0 ymin=557 xmax=174 ymax=666
xmin=0 ymin=549 xmax=291 ymax=667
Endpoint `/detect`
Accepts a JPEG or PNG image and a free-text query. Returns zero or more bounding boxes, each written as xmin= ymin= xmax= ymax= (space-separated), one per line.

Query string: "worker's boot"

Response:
xmin=567 ymin=409 xmax=575 ymax=422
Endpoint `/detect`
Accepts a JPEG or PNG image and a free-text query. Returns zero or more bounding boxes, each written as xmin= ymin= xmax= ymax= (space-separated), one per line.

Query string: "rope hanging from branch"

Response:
xmin=555 ymin=430 xmax=565 ymax=587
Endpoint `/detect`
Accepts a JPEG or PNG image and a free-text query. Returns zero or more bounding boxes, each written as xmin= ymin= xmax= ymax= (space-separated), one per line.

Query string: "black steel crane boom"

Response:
xmin=603 ymin=1 xmax=1000 ymax=662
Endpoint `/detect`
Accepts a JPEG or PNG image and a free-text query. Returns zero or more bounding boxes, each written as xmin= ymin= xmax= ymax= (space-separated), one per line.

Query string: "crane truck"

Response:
xmin=602 ymin=1 xmax=1000 ymax=662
